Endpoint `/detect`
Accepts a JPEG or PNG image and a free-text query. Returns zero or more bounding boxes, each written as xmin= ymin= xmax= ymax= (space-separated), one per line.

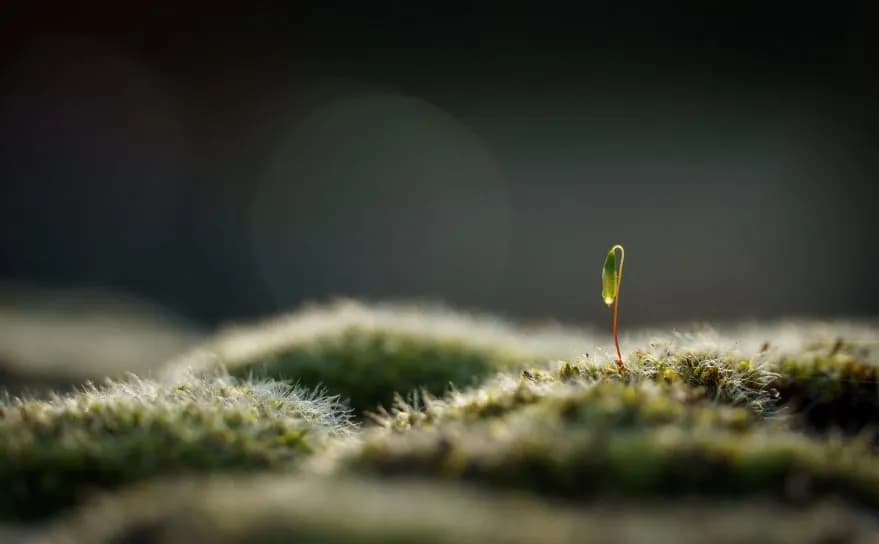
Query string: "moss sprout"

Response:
xmin=601 ymin=244 xmax=626 ymax=371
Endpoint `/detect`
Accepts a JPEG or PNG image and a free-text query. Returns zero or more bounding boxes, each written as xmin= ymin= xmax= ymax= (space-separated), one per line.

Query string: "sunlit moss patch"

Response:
xmin=161 ymin=299 xmax=592 ymax=413
xmin=0 ymin=374 xmax=351 ymax=521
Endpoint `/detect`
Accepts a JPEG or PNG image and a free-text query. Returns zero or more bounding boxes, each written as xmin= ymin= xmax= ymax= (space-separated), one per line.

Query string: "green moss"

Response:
xmin=37 ymin=475 xmax=878 ymax=544
xmin=239 ymin=329 xmax=524 ymax=415
xmin=775 ymin=350 xmax=879 ymax=433
xmin=623 ymin=350 xmax=781 ymax=414
xmin=373 ymin=370 xmax=758 ymax=431
xmin=382 ymin=331 xmax=879 ymax=436
xmin=340 ymin=416 xmax=879 ymax=509
xmin=161 ymin=300 xmax=587 ymax=413
xmin=0 ymin=374 xmax=351 ymax=521
xmin=3 ymin=301 xmax=877 ymax=533
xmin=352 ymin=333 xmax=879 ymax=507
xmin=337 ymin=347 xmax=879 ymax=508
xmin=632 ymin=322 xmax=879 ymax=433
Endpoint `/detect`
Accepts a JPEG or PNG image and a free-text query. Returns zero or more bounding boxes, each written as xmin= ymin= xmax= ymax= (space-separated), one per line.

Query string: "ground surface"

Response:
xmin=1 ymin=293 xmax=878 ymax=543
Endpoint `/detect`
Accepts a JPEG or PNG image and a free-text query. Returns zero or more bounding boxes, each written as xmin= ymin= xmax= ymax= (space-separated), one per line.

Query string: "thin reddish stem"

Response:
xmin=611 ymin=245 xmax=625 ymax=371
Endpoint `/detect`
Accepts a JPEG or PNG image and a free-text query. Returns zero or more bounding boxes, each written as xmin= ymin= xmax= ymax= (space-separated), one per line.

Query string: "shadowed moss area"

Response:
xmin=775 ymin=342 xmax=879 ymax=433
xmin=341 ymin=416 xmax=879 ymax=509
xmin=0 ymin=374 xmax=352 ymax=522
xmin=33 ymin=475 xmax=879 ymax=544
xmin=161 ymin=300 xmax=590 ymax=413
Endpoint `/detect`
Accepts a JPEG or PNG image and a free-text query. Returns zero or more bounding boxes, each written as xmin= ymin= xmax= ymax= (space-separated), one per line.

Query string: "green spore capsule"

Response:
xmin=602 ymin=247 xmax=617 ymax=306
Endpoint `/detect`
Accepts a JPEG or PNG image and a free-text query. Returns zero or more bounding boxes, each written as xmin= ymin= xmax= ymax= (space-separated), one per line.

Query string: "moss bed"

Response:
xmin=1 ymin=300 xmax=877 ymax=541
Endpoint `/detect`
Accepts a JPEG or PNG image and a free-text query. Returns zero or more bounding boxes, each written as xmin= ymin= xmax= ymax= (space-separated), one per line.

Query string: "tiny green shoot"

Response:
xmin=601 ymin=244 xmax=626 ymax=372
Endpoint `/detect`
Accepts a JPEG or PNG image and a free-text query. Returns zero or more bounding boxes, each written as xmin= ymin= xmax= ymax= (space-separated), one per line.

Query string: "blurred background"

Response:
xmin=1 ymin=3 xmax=877 ymax=331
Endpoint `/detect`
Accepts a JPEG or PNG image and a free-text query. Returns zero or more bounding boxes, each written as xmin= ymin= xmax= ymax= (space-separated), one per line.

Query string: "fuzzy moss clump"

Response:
xmin=0 ymin=373 xmax=352 ymax=521
xmin=375 ymin=366 xmax=757 ymax=433
xmin=160 ymin=299 xmax=592 ymax=413
xmin=372 ymin=343 xmax=784 ymax=433
xmin=623 ymin=320 xmax=879 ymax=433
xmin=34 ymin=475 xmax=879 ymax=544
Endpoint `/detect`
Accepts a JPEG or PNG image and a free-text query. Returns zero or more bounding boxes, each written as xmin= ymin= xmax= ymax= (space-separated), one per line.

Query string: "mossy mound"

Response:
xmin=0 ymin=374 xmax=352 ymax=521
xmin=373 ymin=359 xmax=770 ymax=431
xmin=333 ymin=346 xmax=879 ymax=510
xmin=367 ymin=319 xmax=878 ymax=436
xmin=373 ymin=370 xmax=758 ymax=431
xmin=622 ymin=320 xmax=879 ymax=433
xmin=339 ymin=415 xmax=879 ymax=509
xmin=775 ymin=342 xmax=879 ymax=433
xmin=160 ymin=299 xmax=591 ymax=413
xmin=33 ymin=475 xmax=879 ymax=544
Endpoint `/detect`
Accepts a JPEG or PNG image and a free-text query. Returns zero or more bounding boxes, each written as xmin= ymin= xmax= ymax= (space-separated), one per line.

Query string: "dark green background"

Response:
xmin=1 ymin=3 xmax=876 ymax=326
